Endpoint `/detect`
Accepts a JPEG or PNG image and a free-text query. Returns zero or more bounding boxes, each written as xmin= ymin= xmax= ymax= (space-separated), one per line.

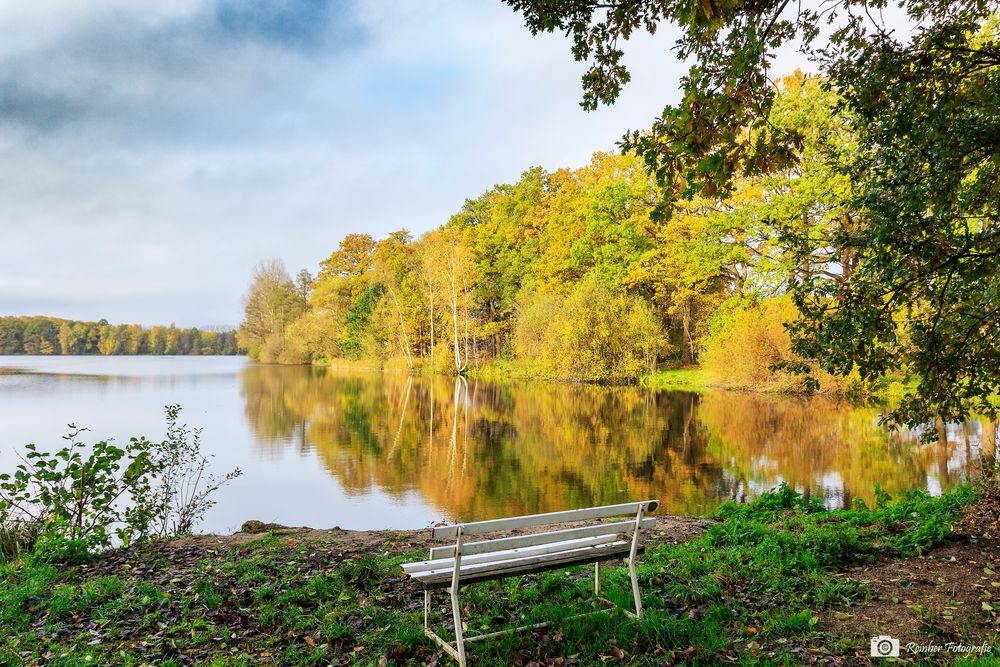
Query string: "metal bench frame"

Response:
xmin=401 ymin=500 xmax=659 ymax=666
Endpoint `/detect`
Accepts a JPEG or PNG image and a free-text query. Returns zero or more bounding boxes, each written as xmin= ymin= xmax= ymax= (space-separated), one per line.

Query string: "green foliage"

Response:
xmin=0 ymin=406 xmax=240 ymax=559
xmin=502 ymin=0 xmax=1000 ymax=426
xmin=22 ymin=319 xmax=59 ymax=354
xmin=0 ymin=428 xmax=162 ymax=555
xmin=787 ymin=17 xmax=1000 ymax=430
xmin=515 ymin=275 xmax=667 ymax=382
xmin=341 ymin=283 xmax=386 ymax=360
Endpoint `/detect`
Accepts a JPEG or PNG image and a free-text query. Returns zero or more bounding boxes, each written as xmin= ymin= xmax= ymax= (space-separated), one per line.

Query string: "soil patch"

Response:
xmin=162 ymin=514 xmax=715 ymax=554
xmin=821 ymin=535 xmax=1000 ymax=662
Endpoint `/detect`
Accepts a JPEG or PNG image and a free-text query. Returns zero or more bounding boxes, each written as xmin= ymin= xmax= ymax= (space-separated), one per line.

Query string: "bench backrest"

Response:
xmin=427 ymin=500 xmax=659 ymax=560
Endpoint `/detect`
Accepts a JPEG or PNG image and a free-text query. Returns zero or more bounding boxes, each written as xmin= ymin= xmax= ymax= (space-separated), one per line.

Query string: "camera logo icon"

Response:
xmin=870 ymin=635 xmax=900 ymax=657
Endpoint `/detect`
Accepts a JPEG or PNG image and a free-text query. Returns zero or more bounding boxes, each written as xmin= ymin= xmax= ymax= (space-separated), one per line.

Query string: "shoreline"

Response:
xmin=168 ymin=514 xmax=716 ymax=552
xmin=267 ymin=357 xmax=915 ymax=401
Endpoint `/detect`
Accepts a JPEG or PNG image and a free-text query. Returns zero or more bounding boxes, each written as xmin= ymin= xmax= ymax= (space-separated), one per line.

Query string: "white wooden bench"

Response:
xmin=400 ymin=500 xmax=660 ymax=666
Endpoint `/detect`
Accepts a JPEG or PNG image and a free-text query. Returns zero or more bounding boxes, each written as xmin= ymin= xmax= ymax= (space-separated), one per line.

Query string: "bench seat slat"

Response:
xmin=429 ymin=517 xmax=655 ymax=559
xmin=411 ymin=541 xmax=640 ymax=588
xmin=431 ymin=500 xmax=659 ymax=540
xmin=402 ymin=534 xmax=620 ymax=574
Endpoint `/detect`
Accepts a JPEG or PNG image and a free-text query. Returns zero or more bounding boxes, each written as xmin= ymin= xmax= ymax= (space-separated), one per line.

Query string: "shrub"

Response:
xmin=150 ymin=406 xmax=243 ymax=536
xmin=700 ymin=296 xmax=855 ymax=392
xmin=514 ymin=275 xmax=668 ymax=382
xmin=0 ymin=406 xmax=240 ymax=558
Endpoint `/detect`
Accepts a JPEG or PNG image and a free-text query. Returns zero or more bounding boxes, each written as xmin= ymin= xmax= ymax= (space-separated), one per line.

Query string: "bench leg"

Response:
xmin=594 ymin=561 xmax=601 ymax=596
xmin=627 ymin=556 xmax=643 ymax=619
xmin=450 ymin=585 xmax=467 ymax=667
xmin=424 ymin=589 xmax=430 ymax=630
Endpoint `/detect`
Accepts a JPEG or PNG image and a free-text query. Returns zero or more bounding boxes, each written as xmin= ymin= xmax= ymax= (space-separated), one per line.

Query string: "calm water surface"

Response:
xmin=0 ymin=356 xmax=994 ymax=533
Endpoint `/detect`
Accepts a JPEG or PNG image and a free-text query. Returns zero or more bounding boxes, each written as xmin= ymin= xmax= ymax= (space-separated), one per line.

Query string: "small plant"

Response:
xmin=148 ymin=405 xmax=242 ymax=537
xmin=0 ymin=406 xmax=240 ymax=558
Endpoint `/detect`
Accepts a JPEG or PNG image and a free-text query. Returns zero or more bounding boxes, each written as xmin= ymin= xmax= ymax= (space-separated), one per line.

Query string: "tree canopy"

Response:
xmin=244 ymin=77 xmax=888 ymax=387
xmin=503 ymin=0 xmax=1000 ymax=427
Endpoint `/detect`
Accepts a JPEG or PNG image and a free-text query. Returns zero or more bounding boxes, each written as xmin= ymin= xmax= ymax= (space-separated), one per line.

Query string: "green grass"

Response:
xmin=471 ymin=362 xmax=717 ymax=390
xmin=466 ymin=359 xmax=549 ymax=382
xmin=0 ymin=484 xmax=995 ymax=665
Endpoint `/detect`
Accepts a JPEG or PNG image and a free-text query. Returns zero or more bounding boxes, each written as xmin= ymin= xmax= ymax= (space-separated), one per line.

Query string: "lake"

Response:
xmin=0 ymin=356 xmax=993 ymax=533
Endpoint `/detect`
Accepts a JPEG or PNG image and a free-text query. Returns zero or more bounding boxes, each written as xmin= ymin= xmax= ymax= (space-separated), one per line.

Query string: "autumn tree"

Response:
xmin=515 ymin=275 xmax=666 ymax=381
xmin=0 ymin=319 xmax=23 ymax=354
xmin=452 ymin=168 xmax=547 ymax=357
xmin=23 ymin=319 xmax=60 ymax=354
xmin=372 ymin=231 xmax=422 ymax=370
xmin=317 ymin=234 xmax=376 ymax=288
xmin=422 ymin=227 xmax=476 ymax=374
xmin=237 ymin=260 xmax=306 ymax=362
xmin=503 ymin=0 xmax=1000 ymax=426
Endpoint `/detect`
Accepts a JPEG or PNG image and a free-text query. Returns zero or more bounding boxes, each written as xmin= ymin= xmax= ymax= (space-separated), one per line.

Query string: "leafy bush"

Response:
xmin=700 ymin=296 xmax=855 ymax=392
xmin=0 ymin=406 xmax=240 ymax=558
xmin=713 ymin=482 xmax=974 ymax=565
xmin=514 ymin=275 xmax=667 ymax=382
xmin=150 ymin=406 xmax=243 ymax=536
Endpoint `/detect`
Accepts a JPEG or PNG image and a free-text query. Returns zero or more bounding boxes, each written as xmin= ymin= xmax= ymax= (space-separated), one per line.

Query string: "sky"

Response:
xmin=0 ymin=0 xmax=857 ymax=328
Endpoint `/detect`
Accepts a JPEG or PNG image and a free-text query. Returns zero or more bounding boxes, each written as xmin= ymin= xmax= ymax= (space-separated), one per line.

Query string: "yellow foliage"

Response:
xmin=514 ymin=276 xmax=668 ymax=382
xmin=700 ymin=297 xmax=854 ymax=392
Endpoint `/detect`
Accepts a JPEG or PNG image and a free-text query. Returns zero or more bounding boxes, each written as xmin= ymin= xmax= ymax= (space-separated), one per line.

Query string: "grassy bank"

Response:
xmin=467 ymin=361 xmax=714 ymax=390
xmin=299 ymin=358 xmax=919 ymax=404
xmin=641 ymin=368 xmax=927 ymax=401
xmin=459 ymin=362 xmax=911 ymax=400
xmin=641 ymin=369 xmax=713 ymax=392
xmin=2 ymin=484 xmax=998 ymax=665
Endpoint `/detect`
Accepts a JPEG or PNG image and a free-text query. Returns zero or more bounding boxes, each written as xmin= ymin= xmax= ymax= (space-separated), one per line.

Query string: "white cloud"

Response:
xmin=0 ymin=0 xmax=841 ymax=327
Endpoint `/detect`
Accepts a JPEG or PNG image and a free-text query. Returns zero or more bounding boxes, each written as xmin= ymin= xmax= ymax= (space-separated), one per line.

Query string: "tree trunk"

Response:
xmin=386 ymin=284 xmax=413 ymax=370
xmin=681 ymin=300 xmax=694 ymax=363
xmin=983 ymin=419 xmax=997 ymax=475
xmin=447 ymin=255 xmax=467 ymax=374
xmin=428 ymin=276 xmax=435 ymax=372
xmin=462 ymin=272 xmax=472 ymax=368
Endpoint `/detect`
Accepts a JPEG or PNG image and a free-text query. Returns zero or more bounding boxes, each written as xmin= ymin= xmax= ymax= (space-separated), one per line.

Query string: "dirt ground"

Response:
xmin=165 ymin=514 xmax=716 ymax=554
xmin=824 ymin=536 xmax=1000 ymax=658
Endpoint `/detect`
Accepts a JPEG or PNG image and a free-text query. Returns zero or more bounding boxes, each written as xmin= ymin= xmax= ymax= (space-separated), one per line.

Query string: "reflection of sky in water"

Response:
xmin=0 ymin=356 xmax=439 ymax=532
xmin=0 ymin=356 xmax=993 ymax=532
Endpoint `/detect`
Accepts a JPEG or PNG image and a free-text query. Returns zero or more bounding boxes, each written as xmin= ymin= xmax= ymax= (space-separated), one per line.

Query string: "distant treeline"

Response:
xmin=0 ymin=316 xmax=240 ymax=356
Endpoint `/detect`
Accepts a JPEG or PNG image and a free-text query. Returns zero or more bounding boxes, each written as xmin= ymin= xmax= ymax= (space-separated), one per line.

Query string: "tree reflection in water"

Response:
xmin=240 ymin=365 xmax=990 ymax=522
